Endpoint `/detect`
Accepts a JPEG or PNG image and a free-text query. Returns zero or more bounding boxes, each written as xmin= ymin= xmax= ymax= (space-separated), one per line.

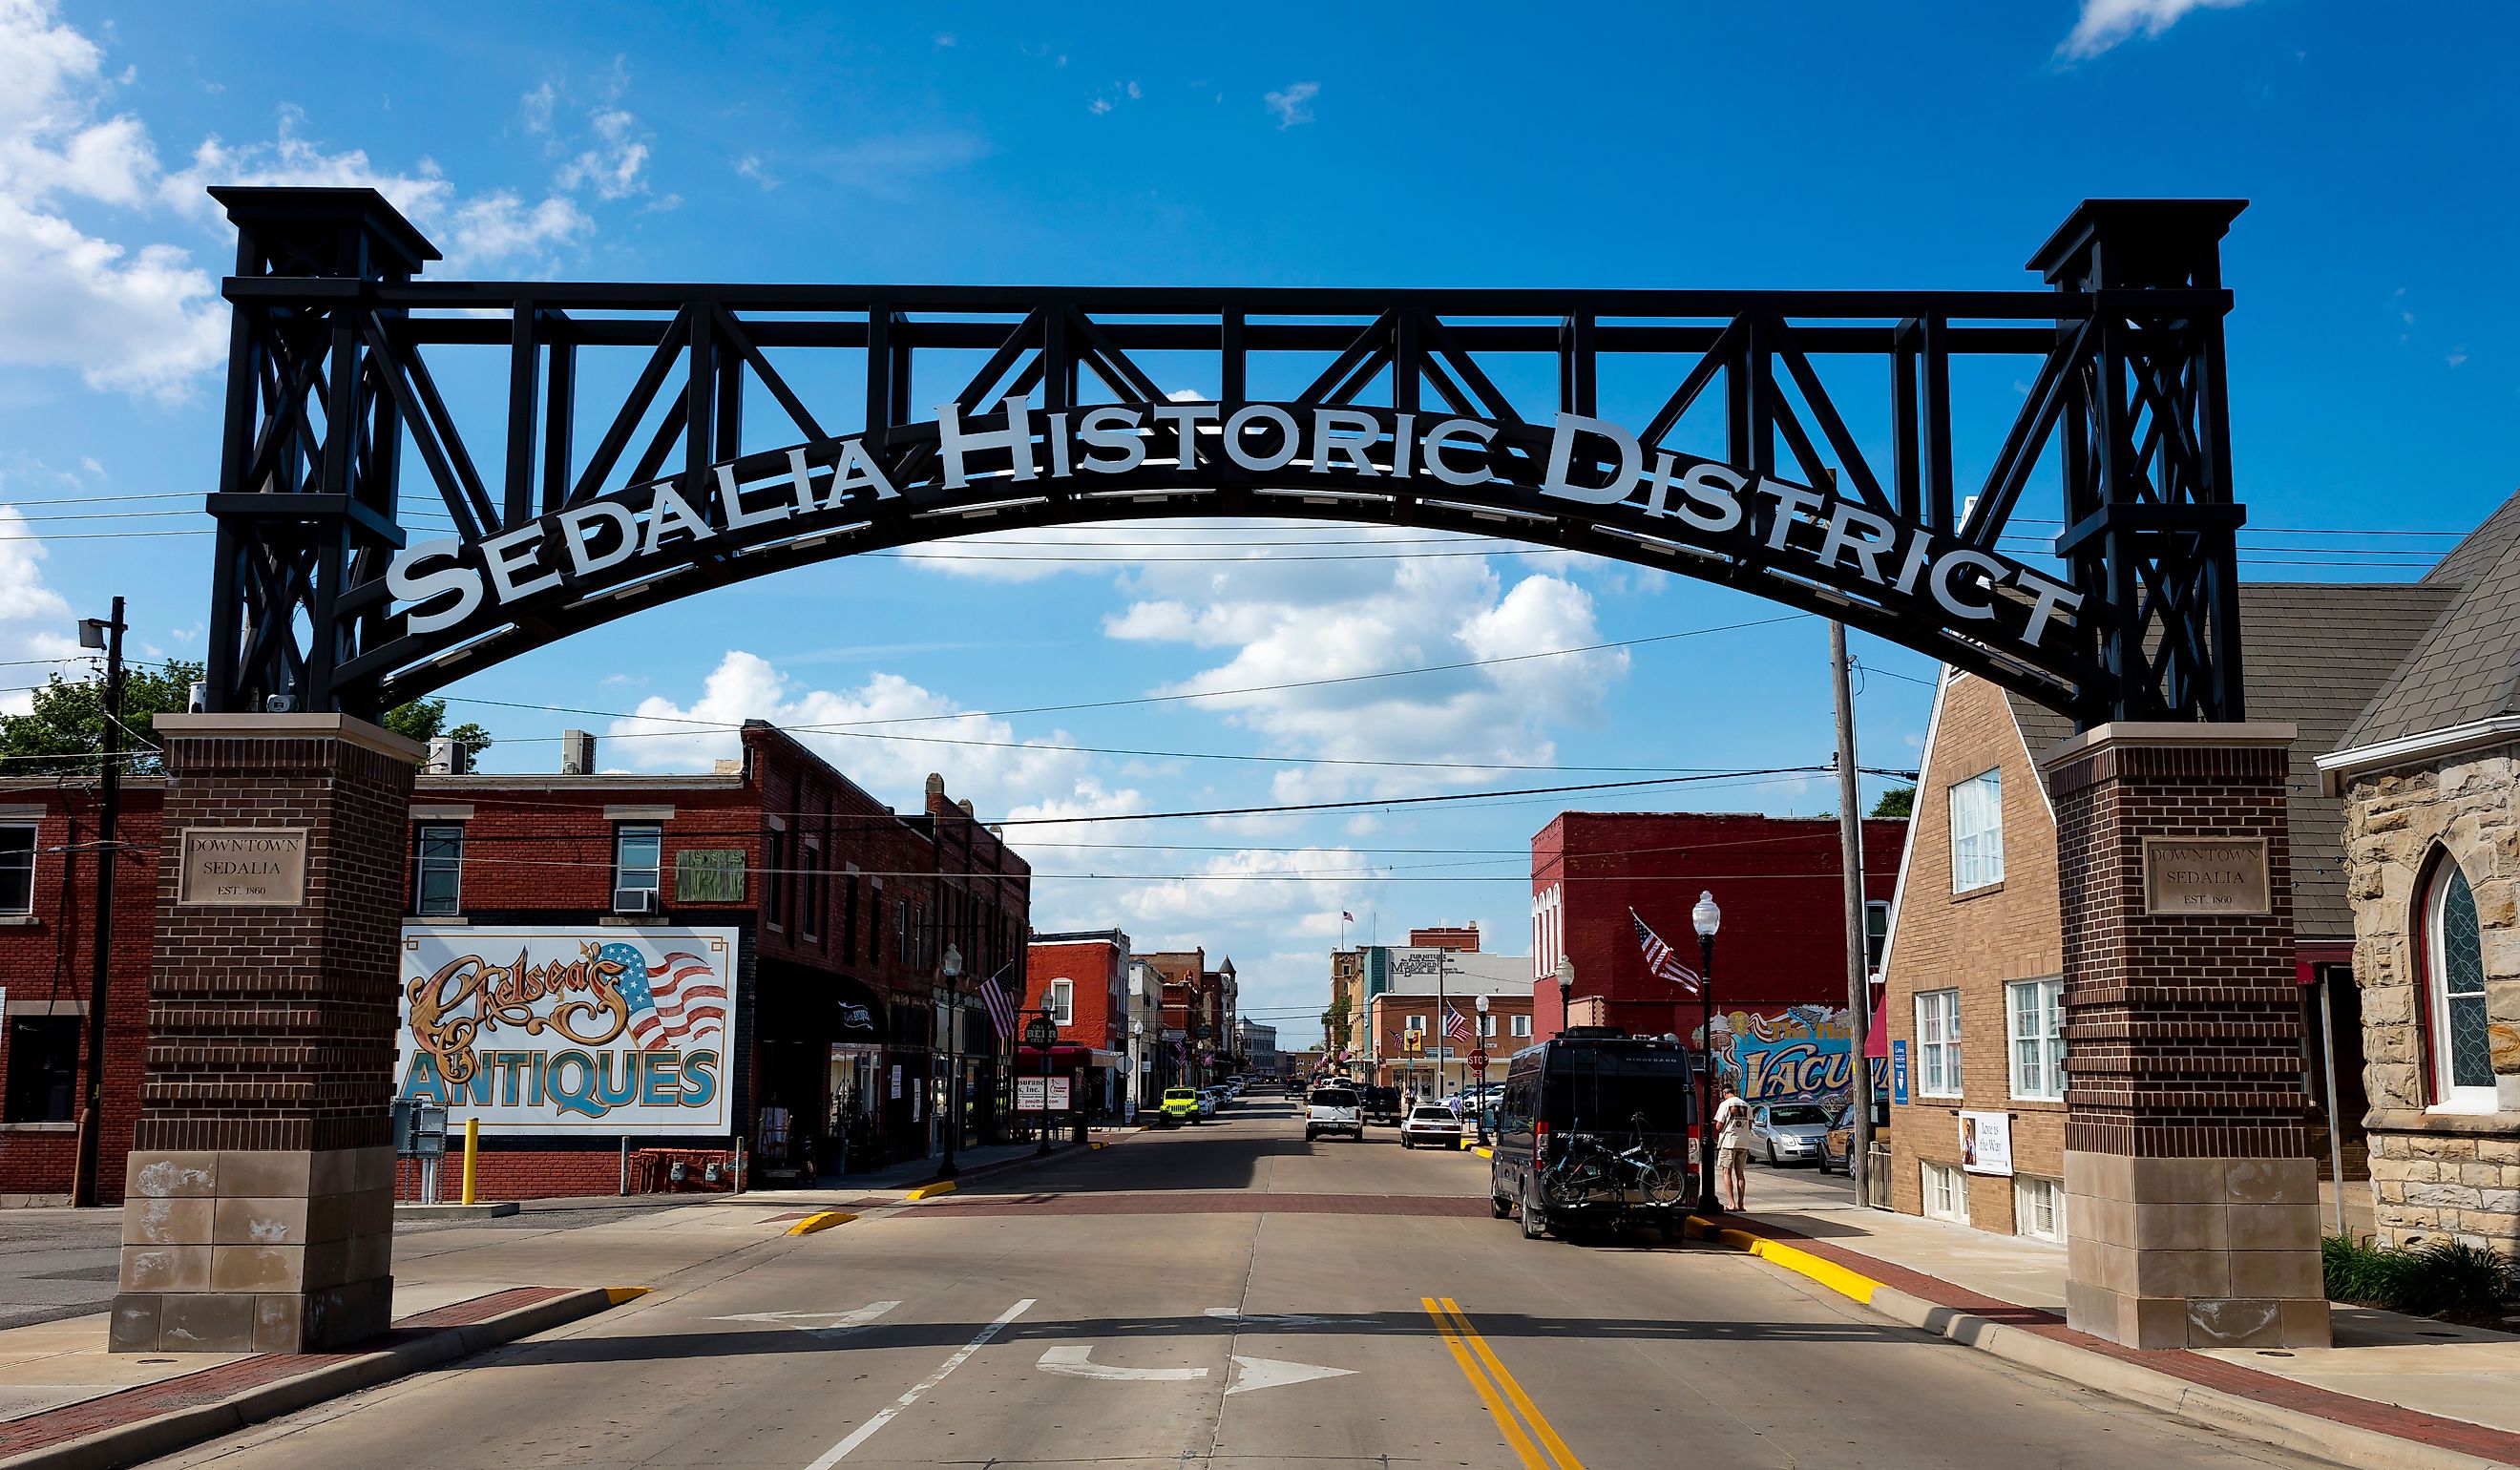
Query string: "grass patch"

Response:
xmin=2323 ymin=1234 xmax=2517 ymax=1322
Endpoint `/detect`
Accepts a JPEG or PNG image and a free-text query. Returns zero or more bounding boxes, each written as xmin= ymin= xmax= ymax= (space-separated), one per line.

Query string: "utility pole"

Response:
xmin=1830 ymin=620 xmax=1873 ymax=1210
xmin=72 ymin=596 xmax=126 ymax=1210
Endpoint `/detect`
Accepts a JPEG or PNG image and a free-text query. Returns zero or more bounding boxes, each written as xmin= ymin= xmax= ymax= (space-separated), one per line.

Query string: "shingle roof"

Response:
xmin=2002 ymin=581 xmax=2454 ymax=941
xmin=2340 ymin=489 xmax=2520 ymax=750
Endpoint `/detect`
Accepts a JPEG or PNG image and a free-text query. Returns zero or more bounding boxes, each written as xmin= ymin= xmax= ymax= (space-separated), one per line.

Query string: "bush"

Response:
xmin=2322 ymin=1234 xmax=2518 ymax=1320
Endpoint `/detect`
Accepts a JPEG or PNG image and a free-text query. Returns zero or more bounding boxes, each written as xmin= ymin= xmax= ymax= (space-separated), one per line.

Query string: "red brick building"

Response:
xmin=0 ymin=779 xmax=165 ymax=1205
xmin=1530 ymin=811 xmax=1905 ymax=1084
xmin=1024 ymin=930 xmax=1129 ymax=1116
xmin=0 ymin=723 xmax=1030 ymax=1204
xmin=1140 ymin=948 xmax=1235 ymax=1086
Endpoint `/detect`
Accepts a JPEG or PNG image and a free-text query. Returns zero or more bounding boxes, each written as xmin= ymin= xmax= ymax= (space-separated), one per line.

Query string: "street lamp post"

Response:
xmin=937 ymin=944 xmax=962 ymax=1180
xmin=1028 ymin=1004 xmax=1059 ymax=1156
xmin=1554 ymin=956 xmax=1576 ymax=1036
xmin=1130 ymin=1018 xmax=1146 ymax=1117
xmin=1691 ymin=892 xmax=1722 ymax=1216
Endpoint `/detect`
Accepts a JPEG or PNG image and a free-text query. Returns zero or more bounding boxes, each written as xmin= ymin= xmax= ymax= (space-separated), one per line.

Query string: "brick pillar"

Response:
xmin=2044 ymin=723 xmax=2329 ymax=1350
xmin=110 ymin=715 xmax=422 ymax=1354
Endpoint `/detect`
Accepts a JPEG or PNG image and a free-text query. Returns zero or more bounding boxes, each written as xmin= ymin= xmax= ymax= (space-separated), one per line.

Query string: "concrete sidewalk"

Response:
xmin=1725 ymin=1167 xmax=2520 ymax=1468
xmin=719 ymin=1132 xmax=1115 ymax=1207
xmin=0 ymin=1195 xmax=809 ymax=1467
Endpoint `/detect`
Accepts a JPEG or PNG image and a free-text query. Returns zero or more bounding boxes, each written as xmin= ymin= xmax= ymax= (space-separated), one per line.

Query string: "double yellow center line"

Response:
xmin=1420 ymin=1296 xmax=1583 ymax=1469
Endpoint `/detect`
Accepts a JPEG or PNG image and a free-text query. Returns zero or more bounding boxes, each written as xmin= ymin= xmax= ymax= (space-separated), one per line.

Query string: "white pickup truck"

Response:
xmin=1304 ymin=1084 xmax=1364 ymax=1142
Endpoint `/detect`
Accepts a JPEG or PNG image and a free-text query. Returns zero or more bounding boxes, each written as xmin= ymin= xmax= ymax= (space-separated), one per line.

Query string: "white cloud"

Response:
xmin=1265 ymin=81 xmax=1319 ymax=129
xmin=605 ymin=649 xmax=1102 ymax=820
xmin=2058 ymin=0 xmax=2258 ymax=59
xmin=555 ymin=106 xmax=650 ymax=201
xmin=0 ymin=505 xmax=82 ymax=714
xmin=735 ymin=153 xmax=777 ymax=189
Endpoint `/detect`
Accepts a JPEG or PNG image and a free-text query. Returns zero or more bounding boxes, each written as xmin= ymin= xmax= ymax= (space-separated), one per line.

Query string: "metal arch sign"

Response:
xmin=376 ymin=401 xmax=2090 ymax=704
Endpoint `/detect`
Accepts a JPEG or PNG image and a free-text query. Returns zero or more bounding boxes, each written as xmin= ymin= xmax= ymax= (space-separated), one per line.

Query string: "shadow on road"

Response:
xmin=483 ymin=1306 xmax=1920 ymax=1370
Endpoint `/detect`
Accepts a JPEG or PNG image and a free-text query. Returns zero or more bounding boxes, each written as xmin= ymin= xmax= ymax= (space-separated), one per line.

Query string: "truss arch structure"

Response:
xmin=200 ymin=188 xmax=2250 ymax=729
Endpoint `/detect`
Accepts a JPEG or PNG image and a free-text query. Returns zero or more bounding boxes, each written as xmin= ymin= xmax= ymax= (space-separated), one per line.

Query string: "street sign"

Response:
xmin=1470 ymin=1050 xmax=1488 ymax=1069
xmin=1025 ymin=1017 xmax=1058 ymax=1047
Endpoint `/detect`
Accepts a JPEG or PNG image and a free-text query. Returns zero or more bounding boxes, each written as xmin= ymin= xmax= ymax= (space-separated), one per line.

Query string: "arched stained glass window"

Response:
xmin=2424 ymin=860 xmax=2495 ymax=1110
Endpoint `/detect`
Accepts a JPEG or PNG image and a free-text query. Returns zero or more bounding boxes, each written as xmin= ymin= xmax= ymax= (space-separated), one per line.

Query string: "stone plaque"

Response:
xmin=178 ymin=827 xmax=309 ymax=907
xmin=2142 ymin=837 xmax=2270 ymax=915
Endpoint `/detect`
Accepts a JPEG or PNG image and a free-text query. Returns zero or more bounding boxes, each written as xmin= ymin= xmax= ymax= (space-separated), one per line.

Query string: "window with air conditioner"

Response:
xmin=1948 ymin=768 xmax=2005 ymax=892
xmin=614 ymin=826 xmax=662 ymax=910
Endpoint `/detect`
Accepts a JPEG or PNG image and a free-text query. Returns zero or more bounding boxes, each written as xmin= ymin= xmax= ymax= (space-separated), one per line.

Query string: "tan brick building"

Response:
xmin=1882 ymin=581 xmax=2453 ymax=1241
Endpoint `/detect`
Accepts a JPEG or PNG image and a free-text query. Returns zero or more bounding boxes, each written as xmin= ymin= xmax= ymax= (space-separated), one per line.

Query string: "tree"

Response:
xmin=1872 ymin=787 xmax=1916 ymax=818
xmin=381 ymin=697 xmax=493 ymax=766
xmin=1319 ymin=996 xmax=1351 ymax=1051
xmin=0 ymin=662 xmax=203 ymax=776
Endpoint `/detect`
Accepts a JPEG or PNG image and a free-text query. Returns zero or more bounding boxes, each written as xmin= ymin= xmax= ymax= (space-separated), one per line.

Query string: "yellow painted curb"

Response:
xmin=904 ymin=1180 xmax=957 ymax=1201
xmin=1684 ymin=1214 xmax=1886 ymax=1306
xmin=603 ymin=1287 xmax=653 ymax=1305
xmin=1473 ymin=1145 xmax=1494 ymax=1159
xmin=786 ymin=1210 xmax=858 ymax=1236
xmin=1089 ymin=1141 xmax=1107 ymax=1149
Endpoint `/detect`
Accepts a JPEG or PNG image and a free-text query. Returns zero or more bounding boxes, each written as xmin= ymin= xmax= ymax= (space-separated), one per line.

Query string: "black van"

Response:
xmin=1488 ymin=1029 xmax=1700 ymax=1242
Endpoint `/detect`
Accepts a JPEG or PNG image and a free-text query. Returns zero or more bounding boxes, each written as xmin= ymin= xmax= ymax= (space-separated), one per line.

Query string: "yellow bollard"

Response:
xmin=461 ymin=1117 xmax=479 ymax=1206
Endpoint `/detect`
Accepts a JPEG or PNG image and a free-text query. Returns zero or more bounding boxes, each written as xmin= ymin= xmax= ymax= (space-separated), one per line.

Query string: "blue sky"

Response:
xmin=3 ymin=1 xmax=2514 ymax=1044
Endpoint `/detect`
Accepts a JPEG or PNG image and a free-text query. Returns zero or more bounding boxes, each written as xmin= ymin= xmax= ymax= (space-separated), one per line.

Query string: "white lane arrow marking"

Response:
xmin=711 ymin=1301 xmax=901 ymax=1337
xmin=1227 ymin=1354 xmax=1358 ymax=1396
xmin=1036 ymin=1345 xmax=1209 ymax=1381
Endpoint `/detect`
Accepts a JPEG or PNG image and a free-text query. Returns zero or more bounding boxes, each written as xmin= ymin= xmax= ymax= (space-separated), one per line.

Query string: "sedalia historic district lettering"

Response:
xmin=388 ymin=402 xmax=2081 ymax=655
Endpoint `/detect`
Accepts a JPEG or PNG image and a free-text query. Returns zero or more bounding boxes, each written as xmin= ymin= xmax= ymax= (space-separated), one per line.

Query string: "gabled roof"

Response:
xmin=2338 ymin=489 xmax=2520 ymax=751
xmin=1997 ymin=580 xmax=2454 ymax=941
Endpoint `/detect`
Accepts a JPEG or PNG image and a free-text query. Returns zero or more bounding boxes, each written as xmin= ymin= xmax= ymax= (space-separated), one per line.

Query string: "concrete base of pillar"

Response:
xmin=109 ymin=1145 xmax=396 ymax=1353
xmin=2063 ymin=1150 xmax=2332 ymax=1349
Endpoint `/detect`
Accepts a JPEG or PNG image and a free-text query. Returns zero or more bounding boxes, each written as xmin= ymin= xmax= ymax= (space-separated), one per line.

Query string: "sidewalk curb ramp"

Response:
xmin=1684 ymin=1216 xmax=2517 ymax=1470
xmin=0 ymin=1286 xmax=646 ymax=1470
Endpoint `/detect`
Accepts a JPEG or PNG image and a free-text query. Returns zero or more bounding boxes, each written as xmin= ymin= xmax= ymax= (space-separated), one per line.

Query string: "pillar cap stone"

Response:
xmin=2037 ymin=720 xmax=2297 ymax=773
xmin=153 ymin=712 xmax=429 ymax=764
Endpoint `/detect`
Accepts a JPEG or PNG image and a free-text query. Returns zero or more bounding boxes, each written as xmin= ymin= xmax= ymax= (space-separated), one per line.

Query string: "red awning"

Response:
xmin=2296 ymin=944 xmax=2354 ymax=985
xmin=1015 ymin=1043 xmax=1098 ymax=1066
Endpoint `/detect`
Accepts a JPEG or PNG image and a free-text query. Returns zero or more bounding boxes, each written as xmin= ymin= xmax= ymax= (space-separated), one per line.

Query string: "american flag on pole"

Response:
xmin=1630 ymin=908 xmax=1703 ymax=994
xmin=601 ymin=943 xmax=728 ymax=1050
xmin=1442 ymin=1004 xmax=1473 ymax=1043
xmin=977 ymin=963 xmax=1021 ymax=1040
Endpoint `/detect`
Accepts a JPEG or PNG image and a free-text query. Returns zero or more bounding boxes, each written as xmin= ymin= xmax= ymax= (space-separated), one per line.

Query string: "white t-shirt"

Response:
xmin=1714 ymin=1097 xmax=1753 ymax=1151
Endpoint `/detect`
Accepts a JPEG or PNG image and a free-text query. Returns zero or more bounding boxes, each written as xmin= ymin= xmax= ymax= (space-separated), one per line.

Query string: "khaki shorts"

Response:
xmin=1718 ymin=1145 xmax=1750 ymax=1166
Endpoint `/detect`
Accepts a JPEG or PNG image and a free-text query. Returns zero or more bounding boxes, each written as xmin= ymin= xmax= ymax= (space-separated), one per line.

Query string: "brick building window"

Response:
xmin=3 ymin=1015 xmax=79 ymax=1123
xmin=1864 ymin=899 xmax=1890 ymax=969
xmin=2006 ymin=977 xmax=2065 ymax=1102
xmin=1048 ymin=977 xmax=1073 ymax=1026
xmin=1948 ymin=768 xmax=2004 ymax=892
xmin=2422 ymin=858 xmax=2495 ymax=1111
xmin=1921 ymin=1160 xmax=1967 ymax=1223
xmin=1915 ymin=989 xmax=1962 ymax=1097
xmin=2013 ymin=1175 xmax=2066 ymax=1242
xmin=1511 ymin=1015 xmax=1532 ymax=1039
xmin=0 ymin=823 xmax=34 ymax=914
xmin=764 ymin=828 xmax=788 ymax=929
xmin=844 ymin=871 xmax=861 ymax=958
xmin=413 ymin=825 xmax=464 ymax=915
xmin=614 ymin=826 xmax=662 ymax=909
xmin=800 ymin=842 xmax=823 ymax=944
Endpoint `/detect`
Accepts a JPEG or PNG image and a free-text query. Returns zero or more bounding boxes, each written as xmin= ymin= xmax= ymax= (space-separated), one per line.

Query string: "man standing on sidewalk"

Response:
xmin=1715 ymin=1084 xmax=1753 ymax=1210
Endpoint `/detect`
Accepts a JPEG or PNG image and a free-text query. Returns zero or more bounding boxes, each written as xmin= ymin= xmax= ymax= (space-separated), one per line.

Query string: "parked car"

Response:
xmin=1161 ymin=1087 xmax=1203 ymax=1125
xmin=1818 ymin=1096 xmax=1887 ymax=1175
xmin=1752 ymin=1101 xmax=1835 ymax=1166
xmin=1361 ymin=1085 xmax=1404 ymax=1124
xmin=1400 ymin=1103 xmax=1462 ymax=1149
xmin=1490 ymin=1033 xmax=1699 ymax=1242
xmin=1197 ymin=1089 xmax=1222 ymax=1118
xmin=1304 ymin=1083 xmax=1365 ymax=1142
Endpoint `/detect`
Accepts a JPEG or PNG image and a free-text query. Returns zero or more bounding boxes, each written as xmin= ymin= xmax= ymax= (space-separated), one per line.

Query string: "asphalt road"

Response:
xmin=152 ymin=1092 xmax=2340 ymax=1469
